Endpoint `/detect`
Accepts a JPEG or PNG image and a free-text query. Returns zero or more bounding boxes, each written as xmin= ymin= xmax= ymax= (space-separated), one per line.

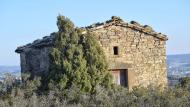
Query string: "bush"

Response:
xmin=0 ymin=75 xmax=190 ymax=107
xmin=178 ymin=77 xmax=190 ymax=90
xmin=46 ymin=15 xmax=112 ymax=94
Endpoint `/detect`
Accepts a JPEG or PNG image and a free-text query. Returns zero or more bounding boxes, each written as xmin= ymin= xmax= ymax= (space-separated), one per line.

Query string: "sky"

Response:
xmin=0 ymin=0 xmax=190 ymax=66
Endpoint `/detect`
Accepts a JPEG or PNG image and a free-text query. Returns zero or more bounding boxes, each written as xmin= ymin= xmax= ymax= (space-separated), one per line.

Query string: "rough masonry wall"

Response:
xmin=20 ymin=47 xmax=51 ymax=76
xmin=91 ymin=25 xmax=167 ymax=88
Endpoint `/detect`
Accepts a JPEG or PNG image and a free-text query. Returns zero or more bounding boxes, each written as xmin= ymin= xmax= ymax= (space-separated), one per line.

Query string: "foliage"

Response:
xmin=178 ymin=77 xmax=190 ymax=90
xmin=47 ymin=15 xmax=112 ymax=93
xmin=0 ymin=75 xmax=190 ymax=107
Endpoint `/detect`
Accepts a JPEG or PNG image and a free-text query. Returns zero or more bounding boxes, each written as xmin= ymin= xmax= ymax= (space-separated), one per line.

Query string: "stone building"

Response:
xmin=16 ymin=16 xmax=168 ymax=89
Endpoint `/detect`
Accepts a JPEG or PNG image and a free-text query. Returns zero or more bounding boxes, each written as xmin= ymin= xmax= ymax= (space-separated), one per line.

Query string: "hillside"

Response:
xmin=167 ymin=54 xmax=190 ymax=76
xmin=167 ymin=54 xmax=190 ymax=87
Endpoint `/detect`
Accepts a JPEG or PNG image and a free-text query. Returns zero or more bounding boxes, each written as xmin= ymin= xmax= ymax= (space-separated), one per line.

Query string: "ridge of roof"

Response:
xmin=84 ymin=16 xmax=168 ymax=41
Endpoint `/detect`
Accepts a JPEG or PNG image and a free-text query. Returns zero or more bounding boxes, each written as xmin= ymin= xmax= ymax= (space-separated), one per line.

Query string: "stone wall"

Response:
xmin=16 ymin=34 xmax=56 ymax=76
xmin=20 ymin=47 xmax=51 ymax=76
xmin=90 ymin=25 xmax=167 ymax=88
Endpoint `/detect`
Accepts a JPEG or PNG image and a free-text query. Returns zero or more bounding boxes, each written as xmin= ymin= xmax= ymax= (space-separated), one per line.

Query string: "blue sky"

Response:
xmin=0 ymin=0 xmax=190 ymax=65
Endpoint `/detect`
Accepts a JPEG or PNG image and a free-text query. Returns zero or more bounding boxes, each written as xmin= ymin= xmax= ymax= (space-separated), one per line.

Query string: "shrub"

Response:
xmin=0 ymin=75 xmax=190 ymax=107
xmin=46 ymin=15 xmax=112 ymax=94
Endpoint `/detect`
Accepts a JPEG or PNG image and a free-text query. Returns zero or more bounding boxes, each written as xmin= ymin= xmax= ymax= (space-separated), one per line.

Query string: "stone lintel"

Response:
xmin=108 ymin=61 xmax=132 ymax=70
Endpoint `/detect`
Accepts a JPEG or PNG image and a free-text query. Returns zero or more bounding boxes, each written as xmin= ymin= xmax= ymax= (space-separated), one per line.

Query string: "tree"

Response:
xmin=47 ymin=15 xmax=112 ymax=93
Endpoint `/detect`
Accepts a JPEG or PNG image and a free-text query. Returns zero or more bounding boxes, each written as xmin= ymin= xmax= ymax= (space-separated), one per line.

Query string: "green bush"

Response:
xmin=178 ymin=77 xmax=190 ymax=90
xmin=0 ymin=75 xmax=190 ymax=107
xmin=46 ymin=15 xmax=112 ymax=94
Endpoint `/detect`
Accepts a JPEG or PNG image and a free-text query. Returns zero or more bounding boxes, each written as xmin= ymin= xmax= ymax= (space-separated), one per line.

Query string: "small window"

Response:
xmin=113 ymin=46 xmax=119 ymax=55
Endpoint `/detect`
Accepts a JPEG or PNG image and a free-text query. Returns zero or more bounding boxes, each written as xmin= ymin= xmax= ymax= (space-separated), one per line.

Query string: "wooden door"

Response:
xmin=120 ymin=69 xmax=128 ymax=87
xmin=112 ymin=70 xmax=120 ymax=85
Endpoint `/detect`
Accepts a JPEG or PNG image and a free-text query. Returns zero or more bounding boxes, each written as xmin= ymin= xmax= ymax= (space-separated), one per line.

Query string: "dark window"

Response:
xmin=113 ymin=46 xmax=119 ymax=55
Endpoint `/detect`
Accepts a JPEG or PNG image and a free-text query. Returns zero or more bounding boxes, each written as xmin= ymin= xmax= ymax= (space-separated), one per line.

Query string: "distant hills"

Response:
xmin=168 ymin=54 xmax=190 ymax=67
xmin=0 ymin=66 xmax=20 ymax=81
xmin=167 ymin=54 xmax=190 ymax=87
xmin=167 ymin=54 xmax=190 ymax=76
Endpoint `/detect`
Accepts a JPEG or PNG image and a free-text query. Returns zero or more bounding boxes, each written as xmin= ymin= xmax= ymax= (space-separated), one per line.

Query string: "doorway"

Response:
xmin=111 ymin=69 xmax=128 ymax=87
xmin=120 ymin=69 xmax=128 ymax=87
